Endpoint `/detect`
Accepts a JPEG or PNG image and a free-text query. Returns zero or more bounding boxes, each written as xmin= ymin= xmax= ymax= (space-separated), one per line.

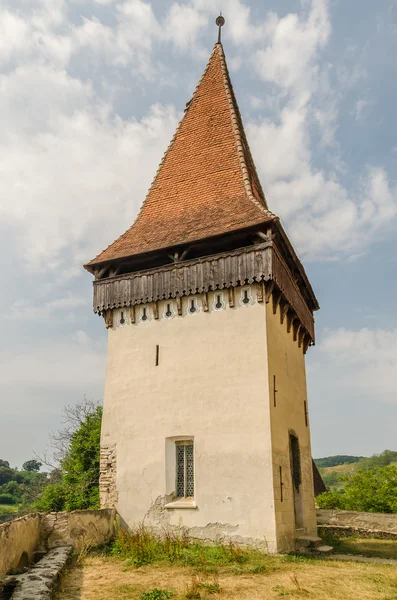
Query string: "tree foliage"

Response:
xmin=317 ymin=465 xmax=397 ymax=513
xmin=35 ymin=402 xmax=102 ymax=512
xmin=22 ymin=459 xmax=42 ymax=472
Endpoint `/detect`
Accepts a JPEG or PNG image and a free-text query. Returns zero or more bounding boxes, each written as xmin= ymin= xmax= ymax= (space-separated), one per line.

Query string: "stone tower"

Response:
xmin=85 ymin=40 xmax=319 ymax=553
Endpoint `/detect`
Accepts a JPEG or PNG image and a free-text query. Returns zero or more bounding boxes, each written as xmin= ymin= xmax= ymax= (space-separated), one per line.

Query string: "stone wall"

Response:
xmin=0 ymin=514 xmax=41 ymax=578
xmin=40 ymin=508 xmax=116 ymax=551
xmin=99 ymin=445 xmax=118 ymax=508
xmin=0 ymin=509 xmax=116 ymax=577
xmin=317 ymin=509 xmax=397 ymax=536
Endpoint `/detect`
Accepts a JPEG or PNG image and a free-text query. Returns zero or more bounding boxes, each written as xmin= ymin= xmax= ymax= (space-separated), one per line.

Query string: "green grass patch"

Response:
xmin=110 ymin=525 xmax=273 ymax=572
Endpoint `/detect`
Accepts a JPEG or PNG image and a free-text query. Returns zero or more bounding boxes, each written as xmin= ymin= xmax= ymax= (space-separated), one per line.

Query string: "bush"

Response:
xmin=317 ymin=466 xmax=397 ymax=512
xmin=0 ymin=493 xmax=17 ymax=505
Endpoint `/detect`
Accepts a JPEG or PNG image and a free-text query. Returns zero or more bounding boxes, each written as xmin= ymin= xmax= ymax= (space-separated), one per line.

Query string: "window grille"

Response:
xmin=176 ymin=441 xmax=194 ymax=498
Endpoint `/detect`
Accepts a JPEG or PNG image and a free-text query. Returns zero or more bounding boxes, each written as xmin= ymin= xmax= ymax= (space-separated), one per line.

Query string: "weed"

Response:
xmin=141 ymin=589 xmax=174 ymax=600
xmin=290 ymin=573 xmax=309 ymax=595
xmin=250 ymin=564 xmax=266 ymax=574
xmin=185 ymin=572 xmax=221 ymax=599
xmin=273 ymin=584 xmax=290 ymax=597
xmin=223 ymin=539 xmax=249 ymax=564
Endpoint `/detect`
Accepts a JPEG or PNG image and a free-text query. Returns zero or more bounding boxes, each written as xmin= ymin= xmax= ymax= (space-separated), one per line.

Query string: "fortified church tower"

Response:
xmin=85 ymin=23 xmax=319 ymax=553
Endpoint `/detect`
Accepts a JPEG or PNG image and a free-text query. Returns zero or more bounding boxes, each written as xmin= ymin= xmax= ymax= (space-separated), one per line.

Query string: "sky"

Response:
xmin=0 ymin=0 xmax=396 ymax=468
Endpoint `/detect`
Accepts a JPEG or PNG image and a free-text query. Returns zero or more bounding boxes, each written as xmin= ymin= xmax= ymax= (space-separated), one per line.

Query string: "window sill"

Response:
xmin=164 ymin=498 xmax=197 ymax=509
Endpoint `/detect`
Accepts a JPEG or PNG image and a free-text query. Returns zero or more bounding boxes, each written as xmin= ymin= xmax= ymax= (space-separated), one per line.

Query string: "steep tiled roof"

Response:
xmin=86 ymin=43 xmax=275 ymax=268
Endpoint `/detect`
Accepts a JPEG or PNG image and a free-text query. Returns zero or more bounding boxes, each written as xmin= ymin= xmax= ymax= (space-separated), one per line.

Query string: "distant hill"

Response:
xmin=314 ymin=450 xmax=397 ymax=493
xmin=314 ymin=456 xmax=365 ymax=468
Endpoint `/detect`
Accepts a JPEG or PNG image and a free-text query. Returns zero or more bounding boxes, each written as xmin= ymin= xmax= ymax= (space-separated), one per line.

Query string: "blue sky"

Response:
xmin=0 ymin=0 xmax=396 ymax=467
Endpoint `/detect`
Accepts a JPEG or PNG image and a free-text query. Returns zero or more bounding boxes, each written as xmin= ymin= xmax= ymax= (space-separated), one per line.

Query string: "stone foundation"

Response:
xmin=317 ymin=509 xmax=397 ymax=535
xmin=99 ymin=444 xmax=118 ymax=508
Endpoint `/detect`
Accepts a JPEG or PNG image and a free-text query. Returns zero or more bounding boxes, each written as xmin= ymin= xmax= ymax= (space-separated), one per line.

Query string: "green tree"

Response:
xmin=35 ymin=402 xmax=102 ymax=512
xmin=0 ymin=460 xmax=10 ymax=468
xmin=22 ymin=459 xmax=42 ymax=472
xmin=317 ymin=466 xmax=397 ymax=513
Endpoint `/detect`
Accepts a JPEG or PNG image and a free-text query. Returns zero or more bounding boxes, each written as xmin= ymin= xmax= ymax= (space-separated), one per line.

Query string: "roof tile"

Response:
xmin=87 ymin=44 xmax=275 ymax=267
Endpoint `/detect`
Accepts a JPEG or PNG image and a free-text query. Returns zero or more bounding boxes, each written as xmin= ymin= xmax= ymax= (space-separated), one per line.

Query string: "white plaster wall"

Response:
xmin=101 ymin=288 xmax=277 ymax=550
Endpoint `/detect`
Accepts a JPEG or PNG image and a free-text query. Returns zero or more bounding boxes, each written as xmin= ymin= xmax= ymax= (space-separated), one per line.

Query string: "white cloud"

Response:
xmin=318 ymin=327 xmax=397 ymax=402
xmin=0 ymin=60 xmax=178 ymax=269
xmin=7 ymin=294 xmax=87 ymax=321
xmin=164 ymin=4 xmax=208 ymax=51
xmin=0 ymin=334 xmax=106 ymax=387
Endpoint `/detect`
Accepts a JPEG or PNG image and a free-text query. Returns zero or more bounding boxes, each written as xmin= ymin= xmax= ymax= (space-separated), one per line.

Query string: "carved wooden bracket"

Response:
xmin=265 ymin=281 xmax=274 ymax=303
xmin=303 ymin=334 xmax=311 ymax=354
xmin=280 ymin=301 xmax=290 ymax=325
xmin=130 ymin=306 xmax=136 ymax=324
xmin=298 ymin=327 xmax=306 ymax=348
xmin=287 ymin=312 xmax=297 ymax=334
xmin=272 ymin=289 xmax=282 ymax=315
xmin=293 ymin=321 xmax=301 ymax=342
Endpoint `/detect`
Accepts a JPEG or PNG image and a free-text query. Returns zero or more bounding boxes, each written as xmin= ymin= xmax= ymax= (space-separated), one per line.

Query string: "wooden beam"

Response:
xmin=303 ymin=334 xmax=311 ymax=354
xmin=228 ymin=287 xmax=235 ymax=308
xmin=109 ymin=266 xmax=121 ymax=278
xmin=130 ymin=306 xmax=135 ymax=324
xmin=95 ymin=266 xmax=108 ymax=280
xmin=202 ymin=292 xmax=209 ymax=312
xmin=179 ymin=246 xmax=191 ymax=262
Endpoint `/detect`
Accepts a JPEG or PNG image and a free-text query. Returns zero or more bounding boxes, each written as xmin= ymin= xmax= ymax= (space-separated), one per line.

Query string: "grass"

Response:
xmin=320 ymin=530 xmax=397 ymax=560
xmin=56 ymin=526 xmax=397 ymax=600
xmin=0 ymin=504 xmax=20 ymax=514
xmin=57 ymin=553 xmax=397 ymax=600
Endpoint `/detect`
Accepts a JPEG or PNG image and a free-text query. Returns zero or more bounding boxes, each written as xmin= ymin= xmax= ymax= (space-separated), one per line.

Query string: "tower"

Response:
xmin=85 ymin=33 xmax=319 ymax=553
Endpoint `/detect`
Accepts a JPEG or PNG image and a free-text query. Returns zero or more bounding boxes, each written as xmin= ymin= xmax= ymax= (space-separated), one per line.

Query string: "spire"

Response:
xmin=86 ymin=43 xmax=275 ymax=268
xmin=216 ymin=13 xmax=225 ymax=44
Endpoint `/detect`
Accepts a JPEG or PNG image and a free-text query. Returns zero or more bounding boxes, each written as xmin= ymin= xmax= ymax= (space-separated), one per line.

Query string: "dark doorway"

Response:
xmin=289 ymin=434 xmax=304 ymax=530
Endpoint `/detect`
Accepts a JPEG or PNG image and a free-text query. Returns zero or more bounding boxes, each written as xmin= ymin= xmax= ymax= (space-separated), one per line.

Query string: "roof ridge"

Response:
xmin=217 ymin=44 xmax=275 ymax=219
xmin=88 ymin=46 xmax=220 ymax=265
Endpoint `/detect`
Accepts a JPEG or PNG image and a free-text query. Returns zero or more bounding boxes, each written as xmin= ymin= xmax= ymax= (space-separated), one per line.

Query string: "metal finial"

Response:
xmin=216 ymin=13 xmax=225 ymax=44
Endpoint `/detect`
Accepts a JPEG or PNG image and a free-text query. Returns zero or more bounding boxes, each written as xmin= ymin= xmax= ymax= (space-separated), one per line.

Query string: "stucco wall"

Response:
xmin=0 ymin=513 xmax=41 ymax=578
xmin=266 ymin=302 xmax=317 ymax=551
xmin=317 ymin=509 xmax=397 ymax=534
xmin=102 ymin=286 xmax=278 ymax=550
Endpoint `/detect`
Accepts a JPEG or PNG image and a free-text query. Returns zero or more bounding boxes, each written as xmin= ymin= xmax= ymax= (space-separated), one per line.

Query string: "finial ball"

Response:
xmin=216 ymin=15 xmax=225 ymax=27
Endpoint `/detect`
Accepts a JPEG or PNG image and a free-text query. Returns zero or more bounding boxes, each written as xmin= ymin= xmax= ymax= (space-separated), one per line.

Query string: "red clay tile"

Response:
xmin=87 ymin=44 xmax=275 ymax=267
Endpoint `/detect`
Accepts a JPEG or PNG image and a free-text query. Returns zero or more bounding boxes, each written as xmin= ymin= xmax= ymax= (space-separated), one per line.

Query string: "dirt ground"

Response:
xmin=58 ymin=554 xmax=397 ymax=600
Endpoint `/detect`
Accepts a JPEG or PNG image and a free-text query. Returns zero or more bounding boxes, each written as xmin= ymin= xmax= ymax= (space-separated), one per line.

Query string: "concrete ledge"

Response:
xmin=1 ymin=546 xmax=73 ymax=599
xmin=317 ymin=509 xmax=397 ymax=537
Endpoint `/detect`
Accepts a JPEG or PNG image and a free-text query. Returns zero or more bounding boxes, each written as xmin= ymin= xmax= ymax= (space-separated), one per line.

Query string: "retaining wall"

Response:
xmin=317 ymin=509 xmax=397 ymax=536
xmin=0 ymin=514 xmax=41 ymax=578
xmin=0 ymin=509 xmax=116 ymax=577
